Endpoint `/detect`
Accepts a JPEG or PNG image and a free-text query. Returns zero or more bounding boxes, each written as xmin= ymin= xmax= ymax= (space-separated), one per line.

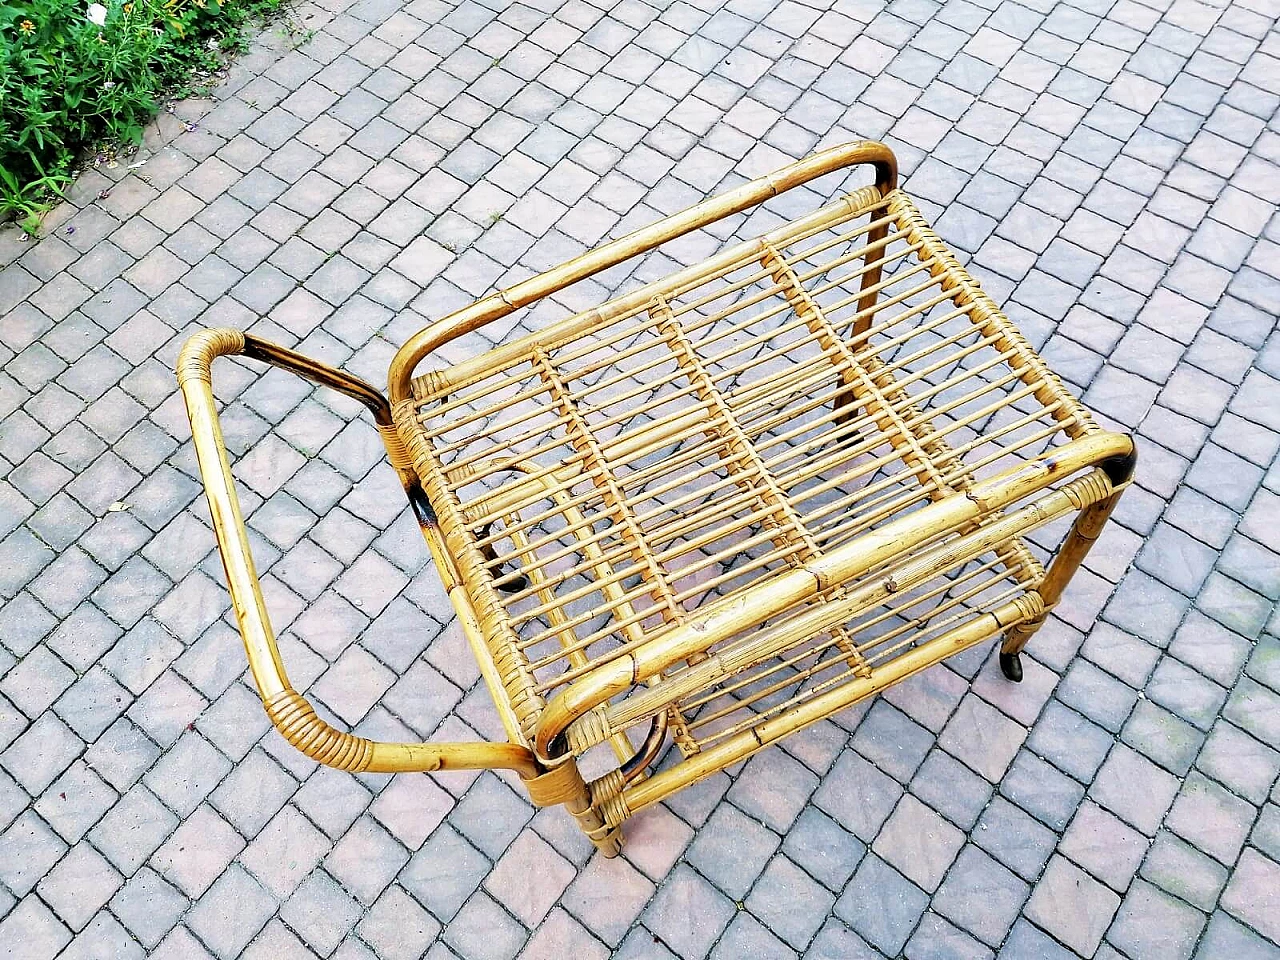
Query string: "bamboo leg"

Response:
xmin=998 ymin=449 xmax=1135 ymax=681
xmin=834 ymin=215 xmax=889 ymax=426
xmin=525 ymin=762 xmax=625 ymax=857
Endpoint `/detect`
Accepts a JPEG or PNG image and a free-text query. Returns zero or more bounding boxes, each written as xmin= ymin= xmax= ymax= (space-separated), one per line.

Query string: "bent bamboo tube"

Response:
xmin=387 ymin=141 xmax=898 ymax=404
xmin=176 ymin=328 xmax=539 ymax=780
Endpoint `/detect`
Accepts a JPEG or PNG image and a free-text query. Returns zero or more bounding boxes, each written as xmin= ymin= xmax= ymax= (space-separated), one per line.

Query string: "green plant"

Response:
xmin=0 ymin=0 xmax=281 ymax=229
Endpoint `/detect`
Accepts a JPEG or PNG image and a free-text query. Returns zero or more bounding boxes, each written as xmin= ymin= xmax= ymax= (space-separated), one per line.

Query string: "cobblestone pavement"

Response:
xmin=2 ymin=0 xmax=1280 ymax=954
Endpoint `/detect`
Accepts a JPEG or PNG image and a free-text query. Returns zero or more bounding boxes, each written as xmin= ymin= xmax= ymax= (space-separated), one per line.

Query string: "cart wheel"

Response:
xmin=478 ymin=522 xmax=529 ymax=593
xmin=999 ymin=651 xmax=1023 ymax=682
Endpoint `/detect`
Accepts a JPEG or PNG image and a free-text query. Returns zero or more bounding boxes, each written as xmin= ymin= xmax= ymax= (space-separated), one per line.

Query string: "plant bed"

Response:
xmin=1 ymin=0 xmax=282 ymax=232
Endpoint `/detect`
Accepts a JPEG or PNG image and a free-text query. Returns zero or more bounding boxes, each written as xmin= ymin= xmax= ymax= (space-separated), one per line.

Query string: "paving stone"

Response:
xmin=1147 ymin=655 xmax=1229 ymax=731
xmin=1122 ymin=698 xmax=1205 ymax=777
xmin=89 ymin=783 xmax=179 ymax=875
xmin=939 ymin=693 xmax=1027 ymax=782
xmin=971 ymin=796 xmax=1055 ymax=882
xmin=873 ymin=792 xmax=965 ymax=893
xmin=1166 ymin=771 xmax=1256 ymax=864
xmin=0 ymin=809 xmax=68 ymax=897
xmin=34 ymin=760 xmax=117 ymax=844
xmin=398 ymin=824 xmax=488 ymax=926
xmin=746 ymin=854 xmax=835 ymax=949
xmin=904 ymin=911 xmax=991 ymax=960
xmin=562 ymin=849 xmax=655 ymax=947
xmin=1001 ymin=750 xmax=1085 ymax=832
xmin=0 ymin=896 xmax=72 ymax=960
xmin=621 ymin=803 xmax=695 ymax=883
xmin=1221 ymin=846 xmax=1280 ymax=940
xmin=279 ymin=871 xmax=363 ymax=955
xmin=685 ymin=803 xmax=779 ymax=900
xmin=1024 ymin=855 xmax=1121 ymax=956
xmin=150 ymin=803 xmax=246 ymax=898
xmin=185 ymin=863 xmax=277 ymax=958
xmin=1 ymin=711 xmax=82 ymax=796
xmin=36 ymin=844 xmax=122 ymax=936
xmin=710 ymin=911 xmax=793 ymax=960
xmin=239 ymin=802 xmax=331 ymax=898
xmin=1091 ymin=745 xmax=1181 ymax=836
xmin=1029 ymin=698 xmax=1115 ymax=783
xmin=815 ymin=750 xmax=903 ymax=842
xmin=834 ymin=854 xmax=929 ymax=956
xmin=782 ymin=805 xmax=865 ymax=893
xmin=933 ymin=845 xmax=1029 ymax=948
xmin=109 ymin=866 xmax=188 ymax=949
xmin=441 ymin=890 xmax=526 ymax=960
xmin=999 ymin=918 xmax=1077 ymax=960
xmin=1141 ymin=831 xmax=1229 ymax=912
xmin=1194 ymin=911 xmax=1280 ymax=960
xmin=1060 ymin=799 xmax=1150 ymax=892
xmin=721 ymin=737 xmax=819 ymax=823
xmin=805 ymin=918 xmax=883 ymax=960
xmin=356 ymin=885 xmax=441 ymax=960
xmin=1197 ymin=721 xmax=1280 ymax=805
xmin=60 ymin=912 xmax=146 ymax=960
xmin=1107 ymin=879 xmax=1208 ymax=960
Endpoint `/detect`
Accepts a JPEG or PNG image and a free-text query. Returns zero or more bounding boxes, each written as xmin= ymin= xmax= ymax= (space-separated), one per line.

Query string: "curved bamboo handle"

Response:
xmin=387 ymin=140 xmax=898 ymax=402
xmin=176 ymin=328 xmax=538 ymax=779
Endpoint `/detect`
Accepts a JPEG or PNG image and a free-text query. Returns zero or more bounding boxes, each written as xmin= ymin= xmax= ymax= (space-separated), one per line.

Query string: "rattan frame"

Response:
xmin=178 ymin=141 xmax=1134 ymax=857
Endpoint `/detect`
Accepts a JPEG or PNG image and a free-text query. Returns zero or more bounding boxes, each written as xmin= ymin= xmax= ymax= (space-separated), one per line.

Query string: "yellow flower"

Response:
xmin=19 ymin=18 xmax=35 ymax=32
xmin=122 ymin=3 xmax=131 ymax=11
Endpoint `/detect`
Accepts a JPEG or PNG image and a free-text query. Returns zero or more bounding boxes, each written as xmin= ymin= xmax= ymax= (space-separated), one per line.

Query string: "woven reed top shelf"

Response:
xmin=394 ymin=179 xmax=1096 ymax=757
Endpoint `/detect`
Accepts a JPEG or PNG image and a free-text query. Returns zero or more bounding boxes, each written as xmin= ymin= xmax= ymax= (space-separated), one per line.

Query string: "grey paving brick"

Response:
xmin=1025 ymin=854 xmax=1121 ymax=956
xmin=278 ymin=871 xmax=362 ymax=955
xmin=143 ymin=731 xmax=232 ymax=817
xmin=0 ymin=809 xmax=68 ymax=897
xmin=910 ymin=748 xmax=994 ymax=831
xmin=357 ymin=884 xmax=442 ymax=960
xmin=873 ymin=792 xmax=965 ymax=894
xmin=395 ymin=823 xmax=485 ymax=925
xmin=186 ymin=863 xmax=277 ymax=958
xmin=972 ymin=795 xmax=1056 ymax=883
xmin=1107 ymin=879 xmax=1208 ymax=960
xmin=110 ymin=866 xmax=188 ymax=948
xmin=1167 ymin=770 xmax=1256 ymax=865
xmin=815 ymin=749 xmax=903 ymax=842
xmin=37 ymin=844 xmax=120 ymax=936
xmin=933 ymin=845 xmax=1029 ymax=948
xmin=1194 ymin=911 xmax=1280 ymax=960
xmin=684 ymin=803 xmax=778 ymax=900
xmin=1 ymin=710 xmax=82 ymax=796
xmin=835 ymin=853 xmax=929 ymax=956
xmin=0 ymin=896 xmax=73 ymax=960
xmin=1141 ymin=831 xmax=1229 ymax=912
xmin=939 ymin=693 xmax=1026 ymax=782
xmin=746 ymin=854 xmax=835 ymax=949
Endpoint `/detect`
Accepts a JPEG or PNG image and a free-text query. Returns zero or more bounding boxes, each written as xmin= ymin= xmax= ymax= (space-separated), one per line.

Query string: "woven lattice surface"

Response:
xmin=406 ymin=186 xmax=1090 ymax=752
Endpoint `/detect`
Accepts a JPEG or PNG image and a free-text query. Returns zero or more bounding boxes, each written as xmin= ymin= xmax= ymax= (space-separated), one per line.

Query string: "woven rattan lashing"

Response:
xmin=180 ymin=141 xmax=1133 ymax=857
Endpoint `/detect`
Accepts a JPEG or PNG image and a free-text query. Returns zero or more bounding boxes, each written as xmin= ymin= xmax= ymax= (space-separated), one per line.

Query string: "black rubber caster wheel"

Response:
xmin=999 ymin=651 xmax=1023 ymax=682
xmin=478 ymin=522 xmax=529 ymax=593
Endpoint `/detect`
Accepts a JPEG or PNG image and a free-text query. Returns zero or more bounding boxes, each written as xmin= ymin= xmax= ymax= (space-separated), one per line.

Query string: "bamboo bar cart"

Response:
xmin=178 ymin=141 xmax=1134 ymax=856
